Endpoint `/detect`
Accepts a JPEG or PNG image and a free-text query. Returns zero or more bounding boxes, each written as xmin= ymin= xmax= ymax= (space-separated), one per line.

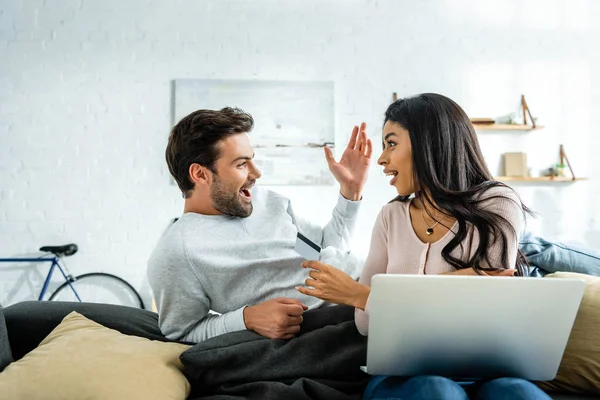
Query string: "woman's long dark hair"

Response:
xmin=385 ymin=93 xmax=533 ymax=276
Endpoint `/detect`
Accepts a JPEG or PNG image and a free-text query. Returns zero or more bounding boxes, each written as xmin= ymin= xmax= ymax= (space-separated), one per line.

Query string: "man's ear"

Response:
xmin=189 ymin=163 xmax=212 ymax=186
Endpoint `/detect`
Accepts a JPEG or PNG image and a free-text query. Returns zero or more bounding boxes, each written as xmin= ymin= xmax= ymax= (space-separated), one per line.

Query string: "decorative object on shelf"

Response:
xmin=493 ymin=113 xmax=519 ymax=125
xmin=470 ymin=118 xmax=495 ymax=125
xmin=547 ymin=165 xmax=559 ymax=177
xmin=392 ymin=92 xmax=398 ymax=102
xmin=503 ymin=152 xmax=529 ymax=177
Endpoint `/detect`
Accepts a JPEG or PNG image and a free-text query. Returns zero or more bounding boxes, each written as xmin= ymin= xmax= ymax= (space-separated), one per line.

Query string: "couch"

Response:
xmin=0 ymin=301 xmax=597 ymax=400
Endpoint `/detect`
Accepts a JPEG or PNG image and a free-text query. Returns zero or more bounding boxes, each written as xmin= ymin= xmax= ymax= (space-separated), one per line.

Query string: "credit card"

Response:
xmin=295 ymin=232 xmax=321 ymax=261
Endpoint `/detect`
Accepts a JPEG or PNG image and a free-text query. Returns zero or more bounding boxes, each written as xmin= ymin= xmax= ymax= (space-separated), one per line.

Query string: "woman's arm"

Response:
xmin=296 ymin=208 xmax=390 ymax=335
xmin=476 ymin=188 xmax=525 ymax=270
xmin=444 ymin=187 xmax=526 ymax=276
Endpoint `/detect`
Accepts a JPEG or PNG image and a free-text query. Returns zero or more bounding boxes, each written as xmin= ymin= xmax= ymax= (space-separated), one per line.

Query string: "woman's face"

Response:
xmin=378 ymin=121 xmax=415 ymax=196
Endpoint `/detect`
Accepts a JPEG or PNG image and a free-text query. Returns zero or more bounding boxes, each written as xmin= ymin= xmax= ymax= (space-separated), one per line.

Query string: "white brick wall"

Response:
xmin=1 ymin=0 xmax=599 ymax=305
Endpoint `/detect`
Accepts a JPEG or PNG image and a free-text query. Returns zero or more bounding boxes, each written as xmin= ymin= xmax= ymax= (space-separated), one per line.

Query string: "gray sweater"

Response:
xmin=147 ymin=187 xmax=361 ymax=343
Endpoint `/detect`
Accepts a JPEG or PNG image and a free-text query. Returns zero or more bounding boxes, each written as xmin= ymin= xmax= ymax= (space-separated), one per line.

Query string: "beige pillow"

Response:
xmin=536 ymin=272 xmax=600 ymax=395
xmin=0 ymin=311 xmax=191 ymax=400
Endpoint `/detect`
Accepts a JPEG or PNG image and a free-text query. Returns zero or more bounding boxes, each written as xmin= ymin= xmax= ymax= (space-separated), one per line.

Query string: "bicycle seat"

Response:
xmin=39 ymin=244 xmax=78 ymax=257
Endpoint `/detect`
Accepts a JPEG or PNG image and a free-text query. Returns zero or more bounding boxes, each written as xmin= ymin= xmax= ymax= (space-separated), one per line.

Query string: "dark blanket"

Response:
xmin=181 ymin=305 xmax=370 ymax=400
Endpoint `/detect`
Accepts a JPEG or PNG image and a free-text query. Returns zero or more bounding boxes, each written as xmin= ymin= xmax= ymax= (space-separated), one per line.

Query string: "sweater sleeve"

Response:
xmin=471 ymin=187 xmax=525 ymax=270
xmin=355 ymin=208 xmax=389 ymax=336
xmin=288 ymin=192 xmax=361 ymax=252
xmin=148 ymin=232 xmax=248 ymax=343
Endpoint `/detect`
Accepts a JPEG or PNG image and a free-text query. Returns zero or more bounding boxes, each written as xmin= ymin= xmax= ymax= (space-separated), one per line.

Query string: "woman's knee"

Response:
xmin=401 ymin=375 xmax=468 ymax=400
xmin=474 ymin=377 xmax=551 ymax=400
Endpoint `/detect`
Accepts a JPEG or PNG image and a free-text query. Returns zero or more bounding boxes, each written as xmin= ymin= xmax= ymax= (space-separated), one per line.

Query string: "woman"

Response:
xmin=296 ymin=93 xmax=550 ymax=400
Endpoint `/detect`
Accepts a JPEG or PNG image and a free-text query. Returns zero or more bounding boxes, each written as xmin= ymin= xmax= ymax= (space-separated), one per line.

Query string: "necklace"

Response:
xmin=420 ymin=205 xmax=440 ymax=235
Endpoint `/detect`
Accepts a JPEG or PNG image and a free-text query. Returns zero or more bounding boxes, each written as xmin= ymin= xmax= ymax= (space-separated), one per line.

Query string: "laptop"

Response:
xmin=363 ymin=274 xmax=585 ymax=381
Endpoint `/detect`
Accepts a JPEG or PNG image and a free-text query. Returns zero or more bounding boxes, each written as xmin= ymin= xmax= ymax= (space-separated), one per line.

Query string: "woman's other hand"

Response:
xmin=296 ymin=261 xmax=370 ymax=310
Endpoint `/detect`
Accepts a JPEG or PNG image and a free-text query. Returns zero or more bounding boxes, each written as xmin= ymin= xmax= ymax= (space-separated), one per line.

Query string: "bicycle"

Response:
xmin=0 ymin=243 xmax=145 ymax=309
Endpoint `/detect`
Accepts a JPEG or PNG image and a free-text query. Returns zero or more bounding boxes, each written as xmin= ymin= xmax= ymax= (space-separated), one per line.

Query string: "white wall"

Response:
xmin=1 ymin=0 xmax=599 ymax=305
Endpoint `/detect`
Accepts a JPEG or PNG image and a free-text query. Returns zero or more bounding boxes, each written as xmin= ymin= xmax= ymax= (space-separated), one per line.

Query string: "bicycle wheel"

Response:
xmin=48 ymin=272 xmax=145 ymax=309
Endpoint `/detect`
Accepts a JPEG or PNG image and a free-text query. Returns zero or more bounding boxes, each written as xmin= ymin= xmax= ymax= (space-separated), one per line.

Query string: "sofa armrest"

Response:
xmin=0 ymin=305 xmax=13 ymax=372
xmin=4 ymin=301 xmax=175 ymax=360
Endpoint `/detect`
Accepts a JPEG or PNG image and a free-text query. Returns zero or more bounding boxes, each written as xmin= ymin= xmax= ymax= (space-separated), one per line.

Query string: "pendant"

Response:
xmin=426 ymin=228 xmax=434 ymax=235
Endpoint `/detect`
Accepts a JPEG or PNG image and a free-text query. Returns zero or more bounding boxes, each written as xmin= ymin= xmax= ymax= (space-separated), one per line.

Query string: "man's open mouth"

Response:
xmin=239 ymin=188 xmax=252 ymax=200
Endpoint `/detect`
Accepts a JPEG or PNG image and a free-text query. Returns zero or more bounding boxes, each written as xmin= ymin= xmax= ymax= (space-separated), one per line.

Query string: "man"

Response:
xmin=148 ymin=107 xmax=372 ymax=343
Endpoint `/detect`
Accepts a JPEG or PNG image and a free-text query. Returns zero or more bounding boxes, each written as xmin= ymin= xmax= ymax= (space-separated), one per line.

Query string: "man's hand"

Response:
xmin=325 ymin=122 xmax=372 ymax=201
xmin=296 ymin=261 xmax=371 ymax=310
xmin=441 ymin=268 xmax=516 ymax=276
xmin=243 ymin=298 xmax=308 ymax=340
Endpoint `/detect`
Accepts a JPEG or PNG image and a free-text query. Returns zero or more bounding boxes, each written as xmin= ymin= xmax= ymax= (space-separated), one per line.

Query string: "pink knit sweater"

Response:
xmin=354 ymin=186 xmax=525 ymax=335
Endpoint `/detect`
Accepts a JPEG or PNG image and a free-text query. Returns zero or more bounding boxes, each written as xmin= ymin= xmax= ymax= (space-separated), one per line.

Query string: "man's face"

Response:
xmin=210 ymin=133 xmax=262 ymax=218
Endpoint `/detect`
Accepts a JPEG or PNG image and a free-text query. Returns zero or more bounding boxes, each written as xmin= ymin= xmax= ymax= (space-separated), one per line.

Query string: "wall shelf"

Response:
xmin=473 ymin=124 xmax=544 ymax=131
xmin=494 ymin=176 xmax=587 ymax=182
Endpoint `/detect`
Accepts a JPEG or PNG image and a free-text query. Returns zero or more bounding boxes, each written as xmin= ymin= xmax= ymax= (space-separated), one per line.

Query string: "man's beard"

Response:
xmin=210 ymin=176 xmax=253 ymax=218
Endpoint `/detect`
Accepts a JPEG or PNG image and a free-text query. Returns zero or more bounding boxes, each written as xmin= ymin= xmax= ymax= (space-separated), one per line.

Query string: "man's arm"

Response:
xmin=181 ymin=309 xmax=247 ymax=343
xmin=243 ymin=298 xmax=308 ymax=340
xmin=148 ymin=257 xmax=248 ymax=343
xmin=157 ymin=291 xmax=308 ymax=343
xmin=288 ymin=195 xmax=361 ymax=252
xmin=149 ymin=255 xmax=309 ymax=343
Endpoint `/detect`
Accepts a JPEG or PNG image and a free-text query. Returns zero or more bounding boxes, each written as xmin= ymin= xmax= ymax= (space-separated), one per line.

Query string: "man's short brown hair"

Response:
xmin=166 ymin=107 xmax=254 ymax=197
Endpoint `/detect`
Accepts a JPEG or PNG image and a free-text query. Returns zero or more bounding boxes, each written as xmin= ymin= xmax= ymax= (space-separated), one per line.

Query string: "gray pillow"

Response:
xmin=0 ymin=305 xmax=13 ymax=372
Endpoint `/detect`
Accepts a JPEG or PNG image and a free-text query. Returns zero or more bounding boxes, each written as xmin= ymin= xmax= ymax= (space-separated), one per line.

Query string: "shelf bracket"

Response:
xmin=560 ymin=144 xmax=577 ymax=181
xmin=521 ymin=95 xmax=537 ymax=128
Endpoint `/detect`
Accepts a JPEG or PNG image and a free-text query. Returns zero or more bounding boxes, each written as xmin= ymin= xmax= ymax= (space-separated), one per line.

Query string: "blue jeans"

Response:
xmin=519 ymin=232 xmax=600 ymax=276
xmin=363 ymin=375 xmax=552 ymax=400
